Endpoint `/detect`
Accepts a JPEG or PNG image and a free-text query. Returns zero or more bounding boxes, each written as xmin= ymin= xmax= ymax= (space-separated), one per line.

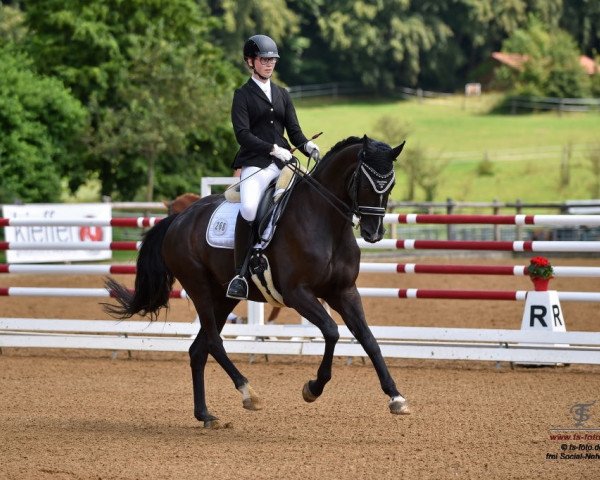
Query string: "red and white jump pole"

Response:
xmin=356 ymin=239 xmax=600 ymax=252
xmin=387 ymin=213 xmax=600 ymax=226
xmin=2 ymin=239 xmax=599 ymax=253
xmin=0 ymin=217 xmax=164 ymax=227
xmin=3 ymin=262 xmax=600 ymax=278
xmin=1 ymin=286 xmax=599 ymax=302
xmin=2 ymin=213 xmax=600 ymax=227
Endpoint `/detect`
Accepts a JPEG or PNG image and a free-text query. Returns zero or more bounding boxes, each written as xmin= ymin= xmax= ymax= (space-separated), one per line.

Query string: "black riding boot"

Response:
xmin=226 ymin=214 xmax=254 ymax=300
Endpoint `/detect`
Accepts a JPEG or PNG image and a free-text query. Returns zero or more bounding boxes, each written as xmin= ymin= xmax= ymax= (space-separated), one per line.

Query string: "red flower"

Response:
xmin=527 ymin=256 xmax=554 ymax=279
xmin=530 ymin=256 xmax=550 ymax=267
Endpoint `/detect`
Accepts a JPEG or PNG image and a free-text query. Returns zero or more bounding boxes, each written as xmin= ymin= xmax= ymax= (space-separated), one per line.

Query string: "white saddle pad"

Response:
xmin=206 ymin=201 xmax=274 ymax=249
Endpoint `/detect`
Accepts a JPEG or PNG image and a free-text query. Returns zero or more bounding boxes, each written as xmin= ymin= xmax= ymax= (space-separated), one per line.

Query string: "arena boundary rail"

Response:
xmin=1 ymin=319 xmax=600 ymax=365
xmin=1 ymin=199 xmax=600 ymax=364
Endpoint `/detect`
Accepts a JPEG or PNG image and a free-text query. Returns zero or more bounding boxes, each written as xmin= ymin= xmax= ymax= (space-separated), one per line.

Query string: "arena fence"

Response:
xmin=1 ymin=200 xmax=600 ymax=364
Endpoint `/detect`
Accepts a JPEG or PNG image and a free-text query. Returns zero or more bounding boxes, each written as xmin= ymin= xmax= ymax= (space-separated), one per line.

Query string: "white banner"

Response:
xmin=3 ymin=204 xmax=112 ymax=263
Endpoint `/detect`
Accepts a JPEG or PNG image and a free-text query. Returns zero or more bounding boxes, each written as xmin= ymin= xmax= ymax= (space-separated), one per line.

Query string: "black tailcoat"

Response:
xmin=231 ymin=78 xmax=309 ymax=169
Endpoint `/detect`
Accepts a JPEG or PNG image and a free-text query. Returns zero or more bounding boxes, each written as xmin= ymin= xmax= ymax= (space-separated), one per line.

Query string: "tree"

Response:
xmin=0 ymin=47 xmax=87 ymax=203
xmin=498 ymin=16 xmax=591 ymax=98
xmin=561 ymin=0 xmax=600 ymax=56
xmin=24 ymin=0 xmax=240 ymax=200
xmin=0 ymin=4 xmax=26 ymax=44
xmin=209 ymin=0 xmax=300 ymax=63
xmin=316 ymin=1 xmax=455 ymax=90
xmin=89 ymin=23 xmax=241 ymax=200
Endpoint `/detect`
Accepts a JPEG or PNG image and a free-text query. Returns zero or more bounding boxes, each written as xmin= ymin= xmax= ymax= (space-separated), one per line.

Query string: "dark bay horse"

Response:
xmin=104 ymin=135 xmax=408 ymax=427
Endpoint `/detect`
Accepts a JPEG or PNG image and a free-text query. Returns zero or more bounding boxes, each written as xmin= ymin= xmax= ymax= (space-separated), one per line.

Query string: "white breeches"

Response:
xmin=239 ymin=163 xmax=280 ymax=221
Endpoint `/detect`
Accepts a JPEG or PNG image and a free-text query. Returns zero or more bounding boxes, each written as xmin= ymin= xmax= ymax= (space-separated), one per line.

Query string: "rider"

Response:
xmin=226 ymin=34 xmax=320 ymax=300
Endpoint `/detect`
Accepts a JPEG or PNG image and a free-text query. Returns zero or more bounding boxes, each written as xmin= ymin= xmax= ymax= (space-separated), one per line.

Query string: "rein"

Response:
xmin=285 ymin=161 xmax=356 ymax=224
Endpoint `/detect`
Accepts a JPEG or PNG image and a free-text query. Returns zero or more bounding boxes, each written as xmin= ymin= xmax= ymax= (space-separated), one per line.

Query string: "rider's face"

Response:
xmin=250 ymin=56 xmax=276 ymax=80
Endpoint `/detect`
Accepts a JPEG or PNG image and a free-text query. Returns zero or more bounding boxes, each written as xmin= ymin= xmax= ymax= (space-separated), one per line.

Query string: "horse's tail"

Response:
xmin=103 ymin=214 xmax=178 ymax=321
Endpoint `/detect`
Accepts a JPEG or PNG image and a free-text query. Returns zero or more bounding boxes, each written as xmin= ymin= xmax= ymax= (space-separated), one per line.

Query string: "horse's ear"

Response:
xmin=362 ymin=134 xmax=369 ymax=150
xmin=391 ymin=141 xmax=406 ymax=161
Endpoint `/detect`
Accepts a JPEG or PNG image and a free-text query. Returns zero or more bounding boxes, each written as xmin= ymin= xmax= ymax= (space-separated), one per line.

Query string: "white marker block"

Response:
xmin=520 ymin=290 xmax=565 ymax=332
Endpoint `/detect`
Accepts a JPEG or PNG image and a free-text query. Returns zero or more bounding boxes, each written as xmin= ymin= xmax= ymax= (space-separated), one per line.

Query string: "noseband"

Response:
xmin=348 ymin=150 xmax=395 ymax=219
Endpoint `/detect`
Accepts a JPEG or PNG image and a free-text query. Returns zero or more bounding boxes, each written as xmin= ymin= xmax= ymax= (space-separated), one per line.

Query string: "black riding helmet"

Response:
xmin=243 ymin=34 xmax=280 ymax=60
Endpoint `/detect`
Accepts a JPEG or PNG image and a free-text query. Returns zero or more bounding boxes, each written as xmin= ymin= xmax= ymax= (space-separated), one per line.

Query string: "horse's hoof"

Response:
xmin=302 ymin=381 xmax=318 ymax=403
xmin=203 ymin=418 xmax=219 ymax=429
xmin=203 ymin=419 xmax=233 ymax=429
xmin=239 ymin=384 xmax=262 ymax=411
xmin=196 ymin=412 xmax=222 ymax=428
xmin=389 ymin=396 xmax=410 ymax=415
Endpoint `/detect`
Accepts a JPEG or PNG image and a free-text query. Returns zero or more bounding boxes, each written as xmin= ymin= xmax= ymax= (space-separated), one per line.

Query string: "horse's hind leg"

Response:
xmin=189 ymin=328 xmax=218 ymax=426
xmin=326 ymin=286 xmax=410 ymax=415
xmin=186 ymin=278 xmax=261 ymax=427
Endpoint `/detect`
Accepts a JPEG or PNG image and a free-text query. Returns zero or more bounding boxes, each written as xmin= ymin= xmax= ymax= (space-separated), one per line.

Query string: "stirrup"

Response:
xmin=226 ymin=275 xmax=249 ymax=300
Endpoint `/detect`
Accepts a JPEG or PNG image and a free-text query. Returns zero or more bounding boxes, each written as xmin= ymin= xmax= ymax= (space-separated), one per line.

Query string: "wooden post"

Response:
xmin=446 ymin=198 xmax=455 ymax=240
xmin=515 ymin=199 xmax=522 ymax=240
xmin=492 ymin=199 xmax=500 ymax=240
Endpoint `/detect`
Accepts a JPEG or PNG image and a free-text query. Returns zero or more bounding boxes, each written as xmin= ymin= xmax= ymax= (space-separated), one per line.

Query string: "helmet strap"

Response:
xmin=251 ymin=59 xmax=271 ymax=81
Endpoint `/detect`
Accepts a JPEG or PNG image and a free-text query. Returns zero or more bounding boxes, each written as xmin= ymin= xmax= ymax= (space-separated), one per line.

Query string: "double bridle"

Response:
xmin=347 ymin=149 xmax=395 ymax=219
xmin=287 ymin=147 xmax=395 ymax=226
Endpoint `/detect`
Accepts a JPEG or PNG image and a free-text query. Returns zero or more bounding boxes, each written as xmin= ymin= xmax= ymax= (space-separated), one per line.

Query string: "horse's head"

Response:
xmin=165 ymin=193 xmax=201 ymax=215
xmin=349 ymin=135 xmax=405 ymax=243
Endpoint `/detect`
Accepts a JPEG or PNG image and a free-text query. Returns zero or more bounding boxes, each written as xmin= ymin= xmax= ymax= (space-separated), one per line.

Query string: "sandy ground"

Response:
xmin=1 ymin=255 xmax=600 ymax=479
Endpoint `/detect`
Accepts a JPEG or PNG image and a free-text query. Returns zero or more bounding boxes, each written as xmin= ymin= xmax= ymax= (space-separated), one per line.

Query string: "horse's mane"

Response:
xmin=311 ymin=135 xmax=394 ymax=176
xmin=311 ymin=136 xmax=362 ymax=176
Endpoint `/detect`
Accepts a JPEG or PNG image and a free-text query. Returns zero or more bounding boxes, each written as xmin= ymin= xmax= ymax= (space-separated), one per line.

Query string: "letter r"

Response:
xmin=530 ymin=305 xmax=548 ymax=327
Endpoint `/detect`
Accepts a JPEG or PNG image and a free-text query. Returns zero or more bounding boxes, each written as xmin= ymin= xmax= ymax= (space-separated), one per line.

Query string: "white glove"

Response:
xmin=270 ymin=144 xmax=293 ymax=163
xmin=305 ymin=141 xmax=320 ymax=156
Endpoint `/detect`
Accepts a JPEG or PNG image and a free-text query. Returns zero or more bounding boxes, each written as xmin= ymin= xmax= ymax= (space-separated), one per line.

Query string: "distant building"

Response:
xmin=492 ymin=51 xmax=599 ymax=75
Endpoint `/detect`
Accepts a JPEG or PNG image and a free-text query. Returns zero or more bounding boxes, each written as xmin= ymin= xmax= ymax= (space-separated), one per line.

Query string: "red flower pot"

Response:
xmin=531 ymin=277 xmax=551 ymax=291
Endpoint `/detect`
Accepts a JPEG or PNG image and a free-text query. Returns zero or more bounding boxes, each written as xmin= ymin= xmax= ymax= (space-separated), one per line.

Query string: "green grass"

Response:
xmin=296 ymin=94 xmax=600 ymax=203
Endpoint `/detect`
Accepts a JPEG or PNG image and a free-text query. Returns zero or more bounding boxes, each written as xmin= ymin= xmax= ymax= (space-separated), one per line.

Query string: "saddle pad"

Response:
xmin=206 ymin=201 xmax=239 ymax=249
xmin=206 ymin=201 xmax=274 ymax=250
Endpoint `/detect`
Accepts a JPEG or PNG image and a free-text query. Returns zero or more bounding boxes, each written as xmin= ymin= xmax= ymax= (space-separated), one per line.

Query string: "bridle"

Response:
xmin=285 ymin=146 xmax=395 ymax=226
xmin=347 ymin=149 xmax=395 ymax=219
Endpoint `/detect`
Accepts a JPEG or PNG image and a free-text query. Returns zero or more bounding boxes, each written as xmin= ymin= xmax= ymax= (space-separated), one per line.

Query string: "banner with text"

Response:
xmin=3 ymin=204 xmax=112 ymax=263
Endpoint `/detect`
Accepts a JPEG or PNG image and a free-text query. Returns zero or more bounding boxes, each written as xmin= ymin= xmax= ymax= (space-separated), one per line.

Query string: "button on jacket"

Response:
xmin=231 ymin=78 xmax=309 ymax=169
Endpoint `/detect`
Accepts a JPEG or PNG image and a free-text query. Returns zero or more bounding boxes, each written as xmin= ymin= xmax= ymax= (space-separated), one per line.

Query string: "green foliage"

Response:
xmin=370 ymin=115 xmax=446 ymax=201
xmin=87 ymin=22 xmax=241 ymax=200
xmin=371 ymin=115 xmax=411 ymax=146
xmin=24 ymin=0 xmax=241 ymax=200
xmin=0 ymin=4 xmax=27 ymax=45
xmin=561 ymin=0 xmax=600 ymax=56
xmin=0 ymin=46 xmax=87 ymax=203
xmin=210 ymin=0 xmax=300 ymax=65
xmin=586 ymin=144 xmax=600 ymax=198
xmin=316 ymin=1 xmax=455 ymax=90
xmin=476 ymin=153 xmax=494 ymax=176
xmin=499 ymin=16 xmax=592 ymax=98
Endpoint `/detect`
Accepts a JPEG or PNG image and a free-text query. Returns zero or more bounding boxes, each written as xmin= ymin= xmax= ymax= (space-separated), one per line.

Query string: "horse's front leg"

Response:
xmin=286 ymin=289 xmax=339 ymax=402
xmin=327 ymin=286 xmax=410 ymax=415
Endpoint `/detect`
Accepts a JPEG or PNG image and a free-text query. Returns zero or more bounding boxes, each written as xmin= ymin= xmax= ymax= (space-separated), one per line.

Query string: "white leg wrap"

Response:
xmin=238 ymin=383 xmax=251 ymax=400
